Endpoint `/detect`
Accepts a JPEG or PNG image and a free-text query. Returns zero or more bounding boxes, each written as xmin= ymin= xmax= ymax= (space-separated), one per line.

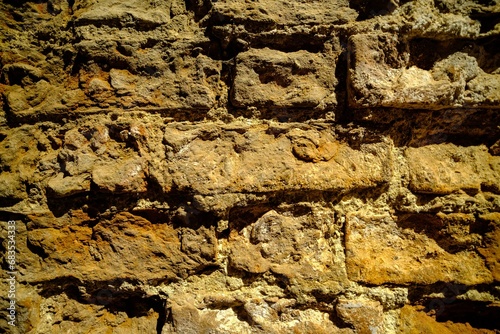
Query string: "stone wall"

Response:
xmin=1 ymin=0 xmax=499 ymax=333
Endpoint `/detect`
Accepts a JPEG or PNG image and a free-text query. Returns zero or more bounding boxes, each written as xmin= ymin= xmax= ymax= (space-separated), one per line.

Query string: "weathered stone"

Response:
xmin=1 ymin=0 xmax=499 ymax=332
xmin=22 ymin=212 xmax=217 ymax=283
xmin=232 ymin=48 xmax=338 ymax=111
xmin=336 ymin=299 xmax=384 ymax=334
xmin=288 ymin=128 xmax=340 ymax=162
xmin=73 ymin=0 xmax=171 ymax=27
xmin=405 ymin=144 xmax=500 ymax=195
xmin=63 ymin=128 xmax=89 ymax=150
xmin=0 ymin=173 xmax=25 ymax=200
xmin=92 ymin=158 xmax=148 ymax=193
xmin=399 ymin=305 xmax=498 ymax=334
xmin=0 ymin=127 xmax=42 ymax=184
xmin=211 ymin=0 xmax=357 ymax=28
xmin=163 ymin=123 xmax=391 ymax=195
xmin=165 ymin=291 xmax=353 ymax=334
xmin=348 ymin=34 xmax=500 ymax=109
xmin=3 ymin=287 xmax=160 ymax=334
xmin=0 ymin=0 xmax=222 ymax=120
xmin=228 ymin=208 xmax=349 ymax=298
xmin=477 ymin=213 xmax=500 ymax=282
xmin=46 ymin=172 xmax=91 ymax=197
xmin=345 ymin=213 xmax=493 ymax=285
xmin=402 ymin=0 xmax=483 ymax=39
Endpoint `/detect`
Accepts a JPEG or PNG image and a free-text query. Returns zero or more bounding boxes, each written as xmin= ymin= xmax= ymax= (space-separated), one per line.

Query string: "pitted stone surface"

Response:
xmin=1 ymin=0 xmax=499 ymax=333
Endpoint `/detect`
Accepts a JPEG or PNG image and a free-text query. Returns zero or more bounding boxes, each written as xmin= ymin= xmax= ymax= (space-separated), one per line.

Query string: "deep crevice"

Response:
xmin=26 ymin=238 xmax=49 ymax=259
xmin=408 ymin=37 xmax=500 ymax=74
xmin=350 ymin=0 xmax=399 ymax=21
xmin=471 ymin=10 xmax=500 ymax=34
xmin=353 ymin=107 xmax=500 ymax=148
xmin=428 ymin=300 xmax=500 ymax=330
xmin=185 ymin=0 xmax=213 ymax=22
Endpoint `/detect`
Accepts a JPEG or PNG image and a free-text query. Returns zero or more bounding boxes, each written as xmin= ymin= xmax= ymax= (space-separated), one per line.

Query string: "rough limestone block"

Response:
xmin=0 ymin=173 xmax=25 ymax=200
xmin=405 ymin=144 xmax=500 ymax=195
xmin=211 ymin=0 xmax=357 ymax=27
xmin=398 ymin=305 xmax=500 ymax=334
xmin=348 ymin=33 xmax=500 ymax=109
xmin=46 ymin=173 xmax=91 ymax=197
xmin=163 ymin=123 xmax=391 ymax=195
xmin=345 ymin=213 xmax=493 ymax=285
xmin=6 ymin=288 xmax=159 ymax=334
xmin=228 ymin=209 xmax=348 ymax=297
xmin=232 ymin=48 xmax=338 ymax=110
xmin=91 ymin=158 xmax=148 ymax=193
xmin=477 ymin=213 xmax=500 ymax=282
xmin=166 ymin=292 xmax=350 ymax=334
xmin=23 ymin=212 xmax=217 ymax=283
xmin=73 ymin=0 xmax=171 ymax=27
xmin=336 ymin=299 xmax=384 ymax=334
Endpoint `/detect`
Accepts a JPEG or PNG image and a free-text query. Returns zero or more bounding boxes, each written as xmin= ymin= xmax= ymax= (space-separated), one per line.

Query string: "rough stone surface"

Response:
xmin=1 ymin=0 xmax=500 ymax=333
xmin=406 ymin=144 xmax=500 ymax=194
xmin=348 ymin=34 xmax=500 ymax=109
xmin=232 ymin=48 xmax=339 ymax=111
xmin=345 ymin=213 xmax=493 ymax=285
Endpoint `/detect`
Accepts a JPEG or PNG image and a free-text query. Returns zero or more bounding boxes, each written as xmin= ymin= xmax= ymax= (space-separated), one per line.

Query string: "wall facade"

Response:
xmin=1 ymin=0 xmax=499 ymax=333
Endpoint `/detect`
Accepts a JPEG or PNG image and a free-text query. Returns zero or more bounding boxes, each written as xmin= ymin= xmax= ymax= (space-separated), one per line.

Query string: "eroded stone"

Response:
xmin=22 ymin=212 xmax=217 ymax=283
xmin=232 ymin=48 xmax=338 ymax=111
xmin=345 ymin=213 xmax=493 ymax=285
xmin=348 ymin=33 xmax=500 ymax=109
xmin=405 ymin=144 xmax=500 ymax=195
xmin=163 ymin=123 xmax=391 ymax=195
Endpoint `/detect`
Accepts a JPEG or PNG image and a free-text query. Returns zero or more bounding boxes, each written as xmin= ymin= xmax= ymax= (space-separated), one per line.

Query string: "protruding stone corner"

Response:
xmin=347 ymin=32 xmax=500 ymax=110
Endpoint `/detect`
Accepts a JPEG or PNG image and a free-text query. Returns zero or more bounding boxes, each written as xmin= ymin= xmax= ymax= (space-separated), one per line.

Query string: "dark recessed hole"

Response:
xmin=350 ymin=0 xmax=398 ymax=20
xmin=229 ymin=205 xmax=272 ymax=232
xmin=471 ymin=11 xmax=500 ymax=33
xmin=185 ymin=0 xmax=213 ymax=22
xmin=409 ymin=37 xmax=500 ymax=73
xmin=428 ymin=300 xmax=500 ymax=330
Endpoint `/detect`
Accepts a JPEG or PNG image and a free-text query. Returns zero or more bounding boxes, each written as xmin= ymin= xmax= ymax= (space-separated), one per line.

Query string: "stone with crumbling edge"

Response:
xmin=398 ymin=305 xmax=498 ymax=334
xmin=405 ymin=144 xmax=500 ymax=195
xmin=232 ymin=48 xmax=338 ymax=110
xmin=163 ymin=123 xmax=392 ymax=195
xmin=348 ymin=33 xmax=500 ymax=109
xmin=336 ymin=298 xmax=384 ymax=334
xmin=477 ymin=213 xmax=500 ymax=282
xmin=21 ymin=212 xmax=218 ymax=283
xmin=46 ymin=172 xmax=91 ymax=197
xmin=91 ymin=158 xmax=148 ymax=193
xmin=345 ymin=212 xmax=493 ymax=285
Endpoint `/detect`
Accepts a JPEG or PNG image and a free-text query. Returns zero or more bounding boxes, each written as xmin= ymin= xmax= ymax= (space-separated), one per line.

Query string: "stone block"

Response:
xmin=232 ymin=48 xmax=338 ymax=111
xmin=164 ymin=123 xmax=391 ymax=195
xmin=92 ymin=158 xmax=148 ymax=193
xmin=348 ymin=33 xmax=500 ymax=109
xmin=477 ymin=213 xmax=500 ymax=282
xmin=228 ymin=208 xmax=348 ymax=297
xmin=336 ymin=299 xmax=384 ymax=334
xmin=405 ymin=144 xmax=500 ymax=195
xmin=211 ymin=0 xmax=357 ymax=27
xmin=23 ymin=212 xmax=217 ymax=283
xmin=345 ymin=213 xmax=492 ymax=285
xmin=46 ymin=173 xmax=91 ymax=197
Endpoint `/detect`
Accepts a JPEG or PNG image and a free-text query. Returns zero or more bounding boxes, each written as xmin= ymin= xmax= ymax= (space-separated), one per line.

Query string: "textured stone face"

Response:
xmin=163 ymin=123 xmax=391 ymax=194
xmin=348 ymin=34 xmax=500 ymax=109
xmin=1 ymin=0 xmax=500 ymax=333
xmin=345 ymin=213 xmax=493 ymax=285
xmin=405 ymin=144 xmax=500 ymax=194
xmin=232 ymin=48 xmax=339 ymax=110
